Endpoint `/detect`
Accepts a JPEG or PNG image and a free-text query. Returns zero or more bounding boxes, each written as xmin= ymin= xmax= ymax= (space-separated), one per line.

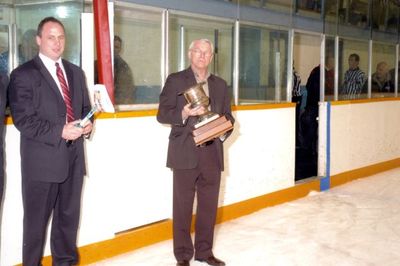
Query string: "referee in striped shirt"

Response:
xmin=342 ymin=53 xmax=366 ymax=99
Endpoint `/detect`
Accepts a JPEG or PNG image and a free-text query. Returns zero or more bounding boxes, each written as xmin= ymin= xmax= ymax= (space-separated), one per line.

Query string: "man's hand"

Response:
xmin=82 ymin=121 xmax=93 ymax=135
xmin=181 ymin=103 xmax=207 ymax=121
xmin=62 ymin=120 xmax=84 ymax=141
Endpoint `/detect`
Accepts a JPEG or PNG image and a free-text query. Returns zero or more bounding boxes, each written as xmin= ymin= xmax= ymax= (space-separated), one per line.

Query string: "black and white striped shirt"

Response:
xmin=342 ymin=67 xmax=365 ymax=99
xmin=292 ymin=71 xmax=302 ymax=97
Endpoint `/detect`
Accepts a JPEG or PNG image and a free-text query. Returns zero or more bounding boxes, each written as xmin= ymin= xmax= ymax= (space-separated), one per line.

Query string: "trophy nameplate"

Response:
xmin=182 ymin=82 xmax=233 ymax=146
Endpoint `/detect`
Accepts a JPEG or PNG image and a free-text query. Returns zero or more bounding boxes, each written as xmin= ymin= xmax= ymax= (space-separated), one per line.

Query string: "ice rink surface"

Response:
xmin=90 ymin=168 xmax=400 ymax=266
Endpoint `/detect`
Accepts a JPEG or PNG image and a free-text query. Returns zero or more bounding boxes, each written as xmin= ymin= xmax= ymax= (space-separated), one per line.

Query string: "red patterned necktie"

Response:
xmin=55 ymin=62 xmax=74 ymax=123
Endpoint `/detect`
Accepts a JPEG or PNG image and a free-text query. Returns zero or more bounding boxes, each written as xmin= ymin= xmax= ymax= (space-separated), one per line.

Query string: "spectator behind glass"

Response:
xmin=301 ymin=56 xmax=334 ymax=156
xmin=292 ymin=65 xmax=302 ymax=148
xmin=371 ymin=61 xmax=392 ymax=93
xmin=348 ymin=0 xmax=368 ymax=27
xmin=292 ymin=66 xmax=302 ymax=102
xmin=0 ymin=29 xmax=38 ymax=76
xmin=306 ymin=55 xmax=335 ymax=110
xmin=341 ymin=53 xmax=365 ymax=99
xmin=94 ymin=35 xmax=135 ymax=105
xmin=325 ymin=56 xmax=335 ymax=95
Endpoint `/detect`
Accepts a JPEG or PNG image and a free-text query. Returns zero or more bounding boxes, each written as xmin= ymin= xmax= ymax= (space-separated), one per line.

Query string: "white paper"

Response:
xmin=89 ymin=84 xmax=115 ymax=113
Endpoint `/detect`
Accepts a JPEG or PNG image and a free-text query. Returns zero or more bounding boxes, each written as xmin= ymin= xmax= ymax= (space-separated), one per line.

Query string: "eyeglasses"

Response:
xmin=191 ymin=49 xmax=213 ymax=58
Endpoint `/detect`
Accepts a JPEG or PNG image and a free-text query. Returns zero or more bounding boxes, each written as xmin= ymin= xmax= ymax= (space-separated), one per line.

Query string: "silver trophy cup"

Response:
xmin=182 ymin=82 xmax=219 ymax=127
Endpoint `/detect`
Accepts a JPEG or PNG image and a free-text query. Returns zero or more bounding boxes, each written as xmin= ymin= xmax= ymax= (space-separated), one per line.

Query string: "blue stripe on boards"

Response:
xmin=320 ymin=102 xmax=331 ymax=191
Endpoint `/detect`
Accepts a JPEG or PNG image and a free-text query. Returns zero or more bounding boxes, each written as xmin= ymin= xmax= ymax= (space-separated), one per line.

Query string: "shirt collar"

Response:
xmin=191 ymin=67 xmax=210 ymax=83
xmin=38 ymin=53 xmax=63 ymax=69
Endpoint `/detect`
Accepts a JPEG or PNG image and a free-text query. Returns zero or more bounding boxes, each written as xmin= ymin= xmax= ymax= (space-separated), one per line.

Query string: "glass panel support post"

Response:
xmin=334 ymin=35 xmax=339 ymax=101
xmin=233 ymin=19 xmax=239 ymax=106
xmin=161 ymin=9 xmax=169 ymax=87
xmin=179 ymin=25 xmax=185 ymax=71
xmin=287 ymin=29 xmax=294 ymax=102
xmin=367 ymin=39 xmax=372 ymax=99
xmin=274 ymin=50 xmax=281 ymax=102
xmin=320 ymin=34 xmax=325 ymax=102
xmin=395 ymin=43 xmax=399 ymax=97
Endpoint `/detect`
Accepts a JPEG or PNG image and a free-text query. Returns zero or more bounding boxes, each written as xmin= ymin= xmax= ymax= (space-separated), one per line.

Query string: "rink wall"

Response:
xmin=3 ymin=99 xmax=400 ymax=265
xmin=1 ymin=103 xmax=296 ymax=265
xmin=318 ymin=98 xmax=400 ymax=187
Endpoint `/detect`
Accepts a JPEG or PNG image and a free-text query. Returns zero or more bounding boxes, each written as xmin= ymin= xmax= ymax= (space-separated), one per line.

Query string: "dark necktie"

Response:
xmin=55 ymin=62 xmax=74 ymax=123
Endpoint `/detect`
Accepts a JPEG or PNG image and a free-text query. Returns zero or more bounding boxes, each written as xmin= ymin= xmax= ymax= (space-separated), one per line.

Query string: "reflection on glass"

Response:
xmin=324 ymin=37 xmax=336 ymax=101
xmin=293 ymin=32 xmax=320 ymax=108
xmin=297 ymin=0 xmax=322 ymax=14
xmin=339 ymin=39 xmax=368 ymax=100
xmin=0 ymin=25 xmax=10 ymax=76
xmin=324 ymin=0 xmax=339 ymax=36
xmin=94 ymin=35 xmax=136 ymax=105
xmin=325 ymin=0 xmax=338 ymax=16
xmin=114 ymin=5 xmax=162 ymax=105
xmin=114 ymin=35 xmax=135 ymax=105
xmin=339 ymin=0 xmax=369 ymax=28
xmin=15 ymin=2 xmax=83 ymax=65
xmin=229 ymin=0 xmax=292 ymax=13
xmin=372 ymin=42 xmax=396 ymax=98
xmin=371 ymin=0 xmax=399 ymax=33
xmin=239 ymin=25 xmax=288 ymax=103
xmin=0 ymin=28 xmax=38 ymax=76
xmin=17 ymin=29 xmax=38 ymax=65
xmin=169 ymin=14 xmax=234 ymax=97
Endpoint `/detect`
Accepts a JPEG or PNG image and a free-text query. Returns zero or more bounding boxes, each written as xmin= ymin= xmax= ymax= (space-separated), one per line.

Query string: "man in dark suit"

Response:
xmin=8 ymin=17 xmax=93 ymax=265
xmin=157 ymin=39 xmax=234 ymax=266
xmin=0 ymin=73 xmax=7 ymax=207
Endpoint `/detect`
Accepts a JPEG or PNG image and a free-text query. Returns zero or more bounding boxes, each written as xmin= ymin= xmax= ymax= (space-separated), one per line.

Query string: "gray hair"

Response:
xmin=188 ymin=39 xmax=214 ymax=54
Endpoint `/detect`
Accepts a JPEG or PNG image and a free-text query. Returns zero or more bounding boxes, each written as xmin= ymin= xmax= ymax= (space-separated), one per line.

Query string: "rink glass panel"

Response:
xmin=0 ymin=24 xmax=10 ymax=75
xmin=15 ymin=1 xmax=83 ymax=66
xmin=114 ymin=3 xmax=162 ymax=105
xmin=168 ymin=13 xmax=234 ymax=103
xmin=0 ymin=1 xmax=83 ymax=71
xmin=238 ymin=23 xmax=289 ymax=104
xmin=338 ymin=38 xmax=369 ymax=100
xmin=371 ymin=42 xmax=397 ymax=98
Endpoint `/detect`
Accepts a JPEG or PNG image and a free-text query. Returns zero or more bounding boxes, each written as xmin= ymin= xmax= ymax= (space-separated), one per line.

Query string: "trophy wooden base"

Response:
xmin=192 ymin=115 xmax=233 ymax=146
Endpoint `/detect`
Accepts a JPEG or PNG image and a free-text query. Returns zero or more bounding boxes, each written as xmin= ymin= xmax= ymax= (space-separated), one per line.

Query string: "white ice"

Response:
xmin=89 ymin=168 xmax=400 ymax=266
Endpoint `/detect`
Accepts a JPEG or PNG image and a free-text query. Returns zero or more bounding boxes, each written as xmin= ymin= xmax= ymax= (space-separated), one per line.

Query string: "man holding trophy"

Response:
xmin=157 ymin=39 xmax=234 ymax=266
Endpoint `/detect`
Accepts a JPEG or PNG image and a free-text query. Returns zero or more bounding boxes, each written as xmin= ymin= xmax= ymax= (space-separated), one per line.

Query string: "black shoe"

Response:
xmin=195 ymin=256 xmax=225 ymax=266
xmin=176 ymin=260 xmax=190 ymax=266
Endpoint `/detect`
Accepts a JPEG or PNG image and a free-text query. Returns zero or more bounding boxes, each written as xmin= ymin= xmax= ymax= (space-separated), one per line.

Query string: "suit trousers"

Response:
xmin=22 ymin=144 xmax=84 ymax=266
xmin=172 ymin=142 xmax=221 ymax=261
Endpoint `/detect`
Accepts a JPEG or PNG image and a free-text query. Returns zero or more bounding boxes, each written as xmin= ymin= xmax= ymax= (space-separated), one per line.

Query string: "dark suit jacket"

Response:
xmin=8 ymin=56 xmax=92 ymax=183
xmin=157 ymin=67 xmax=234 ymax=171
